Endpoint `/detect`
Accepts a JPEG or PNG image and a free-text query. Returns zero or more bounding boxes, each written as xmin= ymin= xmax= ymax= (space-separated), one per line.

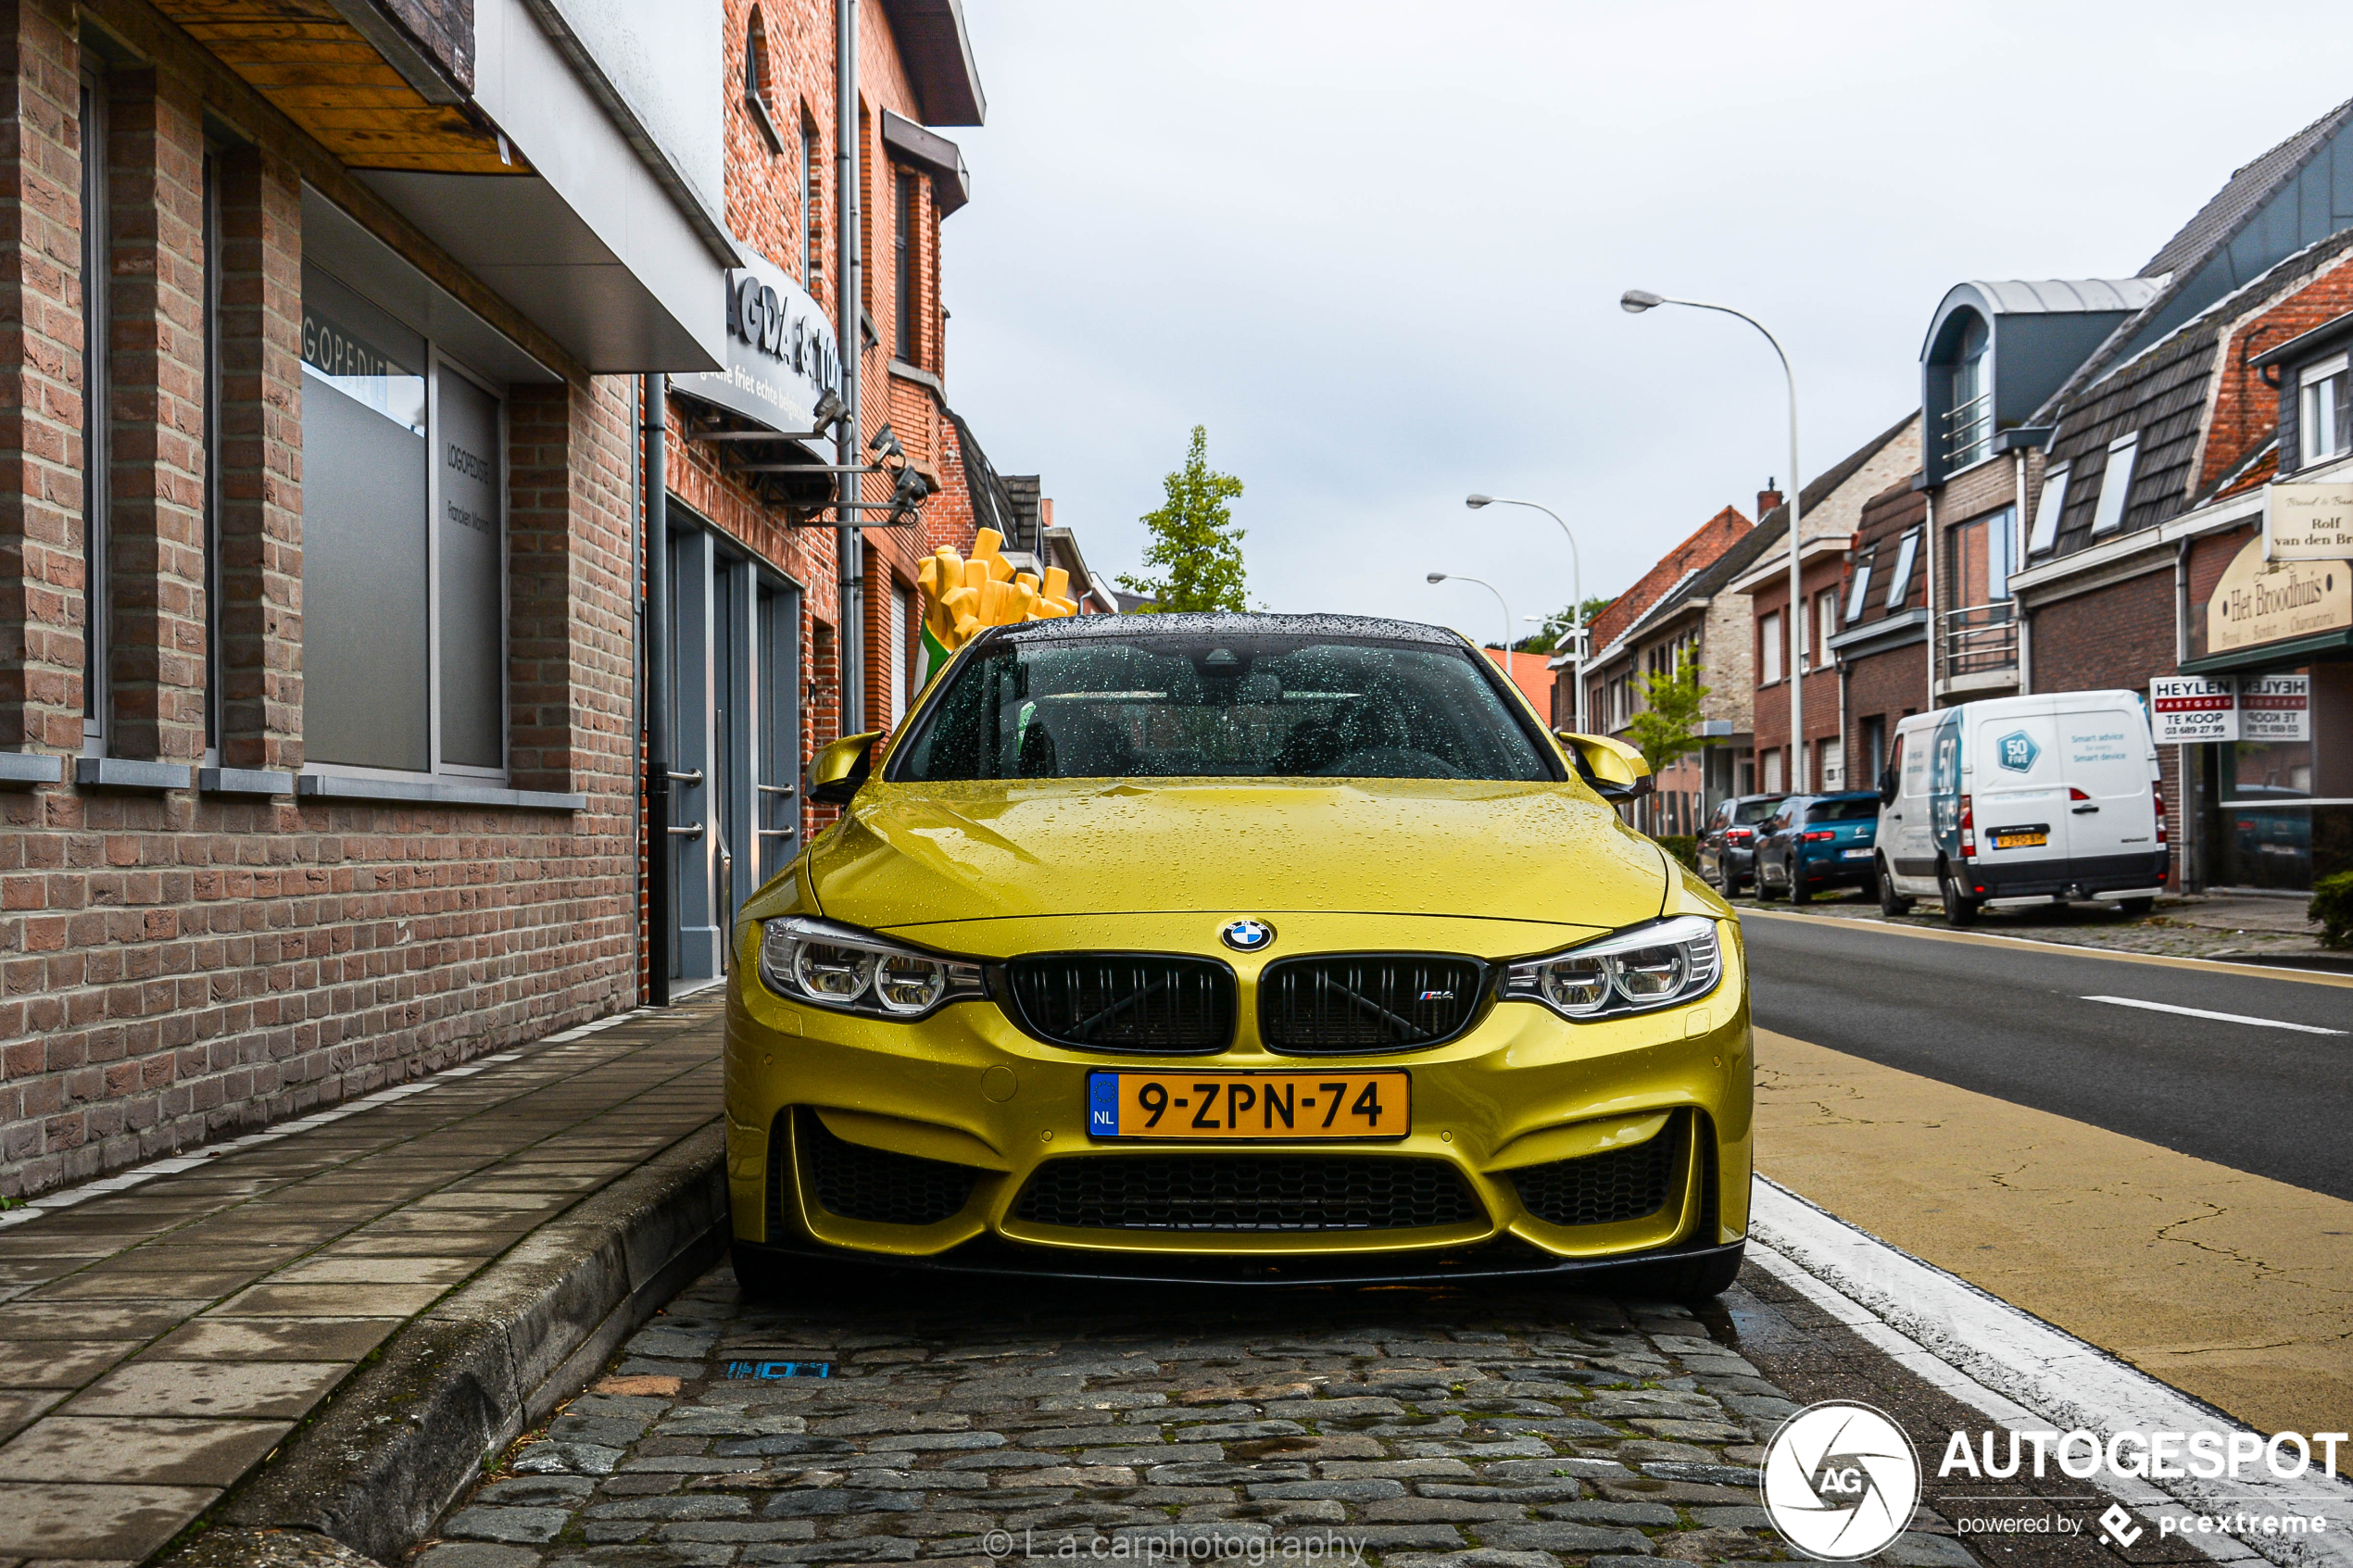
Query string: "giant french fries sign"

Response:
xmin=912 ymin=527 xmax=1080 ymax=690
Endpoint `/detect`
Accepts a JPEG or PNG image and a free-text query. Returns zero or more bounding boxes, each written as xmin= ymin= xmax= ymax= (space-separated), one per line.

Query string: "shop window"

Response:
xmin=2028 ymin=465 xmax=2069 ymax=555
xmin=2089 ymin=433 xmax=2138 ymax=534
xmin=299 ymin=263 xmax=505 ymax=776
xmin=1884 ymin=528 xmax=1919 ymax=610
xmin=79 ymin=74 xmax=108 ymax=751
xmin=2298 ymin=354 xmax=2349 ymax=467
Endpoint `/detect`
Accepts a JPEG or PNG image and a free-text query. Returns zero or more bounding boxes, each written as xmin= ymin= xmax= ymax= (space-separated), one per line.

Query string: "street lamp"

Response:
xmin=1425 ymin=571 xmax=1513 ymax=664
xmin=1465 ymin=494 xmax=1586 ymax=734
xmin=1622 ymin=288 xmax=1806 ymax=791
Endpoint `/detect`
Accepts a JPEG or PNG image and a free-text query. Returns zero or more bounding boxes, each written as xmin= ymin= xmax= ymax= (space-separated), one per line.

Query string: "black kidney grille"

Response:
xmin=1014 ymin=1155 xmax=1482 ymax=1232
xmin=794 ymin=1109 xmax=979 ymax=1226
xmin=1006 ymin=955 xmax=1235 ymax=1054
xmin=1259 ymin=955 xmax=1486 ymax=1054
xmin=1511 ymin=1113 xmax=1680 ymax=1227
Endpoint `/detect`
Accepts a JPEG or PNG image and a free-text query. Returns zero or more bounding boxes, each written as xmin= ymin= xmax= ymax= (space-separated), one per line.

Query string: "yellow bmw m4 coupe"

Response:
xmin=724 ymin=613 xmax=1751 ymax=1298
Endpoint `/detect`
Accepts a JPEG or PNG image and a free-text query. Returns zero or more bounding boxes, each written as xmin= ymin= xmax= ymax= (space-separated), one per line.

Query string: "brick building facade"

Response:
xmin=0 ymin=0 xmax=738 ymax=1197
xmin=0 ymin=0 xmax=1038 ymax=1200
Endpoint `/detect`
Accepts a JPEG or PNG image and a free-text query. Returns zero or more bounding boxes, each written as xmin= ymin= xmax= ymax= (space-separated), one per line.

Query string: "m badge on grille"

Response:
xmin=1220 ymin=919 xmax=1275 ymax=952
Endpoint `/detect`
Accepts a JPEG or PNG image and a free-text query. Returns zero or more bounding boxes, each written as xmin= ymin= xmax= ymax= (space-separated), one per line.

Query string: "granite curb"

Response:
xmin=206 ymin=1123 xmax=730 ymax=1564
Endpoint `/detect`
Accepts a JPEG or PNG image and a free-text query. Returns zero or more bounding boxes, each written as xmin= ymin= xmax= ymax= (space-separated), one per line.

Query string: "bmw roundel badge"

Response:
xmin=1220 ymin=919 xmax=1275 ymax=953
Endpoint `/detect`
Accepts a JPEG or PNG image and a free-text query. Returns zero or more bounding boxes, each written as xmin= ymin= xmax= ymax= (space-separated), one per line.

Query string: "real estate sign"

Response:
xmin=2149 ymin=675 xmax=2237 ymax=743
xmin=2239 ymin=672 xmax=2311 ymax=741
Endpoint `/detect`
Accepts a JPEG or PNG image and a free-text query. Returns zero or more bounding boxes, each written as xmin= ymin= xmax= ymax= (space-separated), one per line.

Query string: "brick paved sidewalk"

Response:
xmin=0 ymin=996 xmax=725 ymax=1565
xmin=416 ymin=1262 xmax=1983 ymax=1568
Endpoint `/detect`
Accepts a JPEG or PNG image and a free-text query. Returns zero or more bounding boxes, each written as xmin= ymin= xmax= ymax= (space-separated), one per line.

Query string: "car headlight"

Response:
xmin=1501 ymin=915 xmax=1723 ymax=1021
xmin=757 ymin=917 xmax=988 ymax=1020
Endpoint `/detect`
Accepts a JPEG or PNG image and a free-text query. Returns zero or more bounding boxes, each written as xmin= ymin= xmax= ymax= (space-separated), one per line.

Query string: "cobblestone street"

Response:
xmin=413 ymin=1263 xmax=1980 ymax=1568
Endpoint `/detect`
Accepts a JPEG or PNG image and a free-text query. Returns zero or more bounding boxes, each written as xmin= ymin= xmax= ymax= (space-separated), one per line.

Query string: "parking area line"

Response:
xmin=1753 ymin=1027 xmax=2353 ymax=1437
xmin=1740 ymin=908 xmax=2353 ymax=990
xmin=2082 ymin=996 xmax=2347 ymax=1035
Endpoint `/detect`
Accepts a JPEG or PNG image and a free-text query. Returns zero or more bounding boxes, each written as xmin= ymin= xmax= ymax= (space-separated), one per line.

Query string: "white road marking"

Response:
xmin=2081 ymin=995 xmax=2346 ymax=1035
xmin=1748 ymin=1175 xmax=2353 ymax=1568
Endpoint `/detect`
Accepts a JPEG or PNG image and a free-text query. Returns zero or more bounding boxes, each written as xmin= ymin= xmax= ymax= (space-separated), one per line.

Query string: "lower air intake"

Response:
xmin=1510 ymin=1113 xmax=1680 ymax=1227
xmin=794 ymin=1109 xmax=979 ymax=1226
xmin=1014 ymin=1154 xmax=1481 ymax=1232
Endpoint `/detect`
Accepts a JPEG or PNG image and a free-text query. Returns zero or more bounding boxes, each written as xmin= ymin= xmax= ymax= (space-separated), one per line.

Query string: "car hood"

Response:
xmin=806 ymin=777 xmax=1668 ymax=936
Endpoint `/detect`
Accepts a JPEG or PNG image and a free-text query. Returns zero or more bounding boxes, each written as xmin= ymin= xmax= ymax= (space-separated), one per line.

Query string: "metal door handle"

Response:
xmin=665 ymin=769 xmax=705 ymax=785
xmin=668 ymin=822 xmax=705 ymax=838
xmin=2071 ymin=804 xmax=2099 ymax=814
xmin=757 ymin=784 xmax=797 ymax=798
xmin=758 ymin=827 xmax=797 ymax=837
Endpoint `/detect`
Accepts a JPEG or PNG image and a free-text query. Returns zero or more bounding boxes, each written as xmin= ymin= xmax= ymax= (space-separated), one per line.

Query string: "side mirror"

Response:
xmin=1877 ymin=766 xmax=1898 ymax=807
xmin=1554 ymin=731 xmax=1655 ymax=803
xmin=807 ymin=731 xmax=883 ymax=806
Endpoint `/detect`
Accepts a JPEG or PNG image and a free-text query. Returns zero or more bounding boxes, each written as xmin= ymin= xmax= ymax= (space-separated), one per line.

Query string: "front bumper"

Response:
xmin=723 ymin=911 xmax=1753 ymax=1278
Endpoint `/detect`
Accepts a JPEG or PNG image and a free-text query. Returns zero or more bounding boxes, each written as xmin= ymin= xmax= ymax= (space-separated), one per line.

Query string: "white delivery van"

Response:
xmin=1874 ymin=690 xmax=2167 ymax=925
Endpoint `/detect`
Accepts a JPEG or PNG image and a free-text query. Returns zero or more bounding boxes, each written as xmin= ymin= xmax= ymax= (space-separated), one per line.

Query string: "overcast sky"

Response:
xmin=937 ymin=3 xmax=2347 ymax=643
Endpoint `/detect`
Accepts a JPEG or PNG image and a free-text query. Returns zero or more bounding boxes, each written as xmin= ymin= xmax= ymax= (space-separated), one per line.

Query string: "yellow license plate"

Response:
xmin=1087 ymin=1070 xmax=1408 ymax=1141
xmin=1994 ymin=832 xmax=2048 ymax=849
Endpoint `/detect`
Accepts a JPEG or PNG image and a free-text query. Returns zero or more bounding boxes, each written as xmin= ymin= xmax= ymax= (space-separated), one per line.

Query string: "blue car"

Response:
xmin=1752 ymin=792 xmax=1881 ymax=904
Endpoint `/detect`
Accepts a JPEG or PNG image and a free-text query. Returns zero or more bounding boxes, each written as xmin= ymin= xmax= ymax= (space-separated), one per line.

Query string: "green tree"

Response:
xmin=1516 ymin=596 xmax=1617 ymax=653
xmin=1117 ymin=426 xmax=1247 ymax=612
xmin=1623 ymin=649 xmax=1711 ymax=776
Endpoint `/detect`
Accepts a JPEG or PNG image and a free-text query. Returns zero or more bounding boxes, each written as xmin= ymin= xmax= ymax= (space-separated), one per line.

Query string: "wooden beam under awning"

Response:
xmin=152 ymin=0 xmax=531 ymax=175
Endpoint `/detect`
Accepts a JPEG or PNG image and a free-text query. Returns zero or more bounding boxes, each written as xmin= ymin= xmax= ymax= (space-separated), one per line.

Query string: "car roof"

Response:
xmin=982 ymin=611 xmax=1466 ymax=646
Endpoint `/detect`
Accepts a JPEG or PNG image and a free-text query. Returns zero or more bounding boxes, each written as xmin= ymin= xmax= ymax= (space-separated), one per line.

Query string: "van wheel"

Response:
xmin=1939 ymin=864 xmax=1980 ymax=926
xmin=1787 ymin=860 xmax=1810 ymax=904
xmin=2117 ymin=897 xmax=2155 ymax=917
xmin=1877 ymin=858 xmax=1912 ymax=916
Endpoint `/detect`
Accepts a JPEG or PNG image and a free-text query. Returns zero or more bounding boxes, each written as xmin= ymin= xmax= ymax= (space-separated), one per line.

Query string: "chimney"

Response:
xmin=1040 ymin=496 xmax=1055 ymax=530
xmin=1756 ymin=477 xmax=1783 ymax=521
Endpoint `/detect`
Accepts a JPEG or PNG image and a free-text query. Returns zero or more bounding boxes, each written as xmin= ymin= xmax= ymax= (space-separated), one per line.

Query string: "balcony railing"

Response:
xmin=1941 ymin=390 xmax=1993 ymax=470
xmin=1941 ymin=601 xmax=2016 ymax=676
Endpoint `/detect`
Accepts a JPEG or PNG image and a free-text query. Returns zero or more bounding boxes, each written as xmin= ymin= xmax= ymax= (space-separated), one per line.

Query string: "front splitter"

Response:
xmin=731 ymin=1231 xmax=1745 ymax=1288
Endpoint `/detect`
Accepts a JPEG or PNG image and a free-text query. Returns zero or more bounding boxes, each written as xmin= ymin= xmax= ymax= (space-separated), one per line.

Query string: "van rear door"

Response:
xmin=1971 ymin=707 xmax=2069 ymax=879
xmin=2054 ymin=698 xmax=2159 ymax=872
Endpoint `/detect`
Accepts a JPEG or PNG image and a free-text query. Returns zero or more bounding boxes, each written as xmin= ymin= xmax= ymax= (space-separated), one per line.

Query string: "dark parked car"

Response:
xmin=1697 ymin=793 xmax=1788 ymax=894
xmin=1753 ymin=792 xmax=1881 ymax=903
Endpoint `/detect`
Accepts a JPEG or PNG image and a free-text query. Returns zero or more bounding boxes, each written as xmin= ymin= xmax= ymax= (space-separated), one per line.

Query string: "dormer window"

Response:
xmin=1945 ymin=314 xmax=1992 ymax=470
xmin=2300 ymin=353 xmax=2349 ymax=467
xmin=2089 ymin=433 xmax=2139 ymax=535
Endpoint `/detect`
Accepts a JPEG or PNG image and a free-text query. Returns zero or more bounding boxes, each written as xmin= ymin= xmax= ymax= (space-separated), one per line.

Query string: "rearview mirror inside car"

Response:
xmin=807 ymin=731 xmax=884 ymax=806
xmin=1554 ymin=731 xmax=1655 ymax=803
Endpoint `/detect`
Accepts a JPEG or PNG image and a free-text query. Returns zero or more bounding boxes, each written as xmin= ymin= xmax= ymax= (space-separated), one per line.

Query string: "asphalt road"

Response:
xmin=1740 ymin=912 xmax=2353 ymax=1201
